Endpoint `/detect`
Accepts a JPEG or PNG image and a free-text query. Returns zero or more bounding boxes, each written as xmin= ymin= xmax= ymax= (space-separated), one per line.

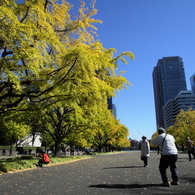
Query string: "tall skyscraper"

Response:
xmin=152 ymin=56 xmax=187 ymax=128
xmin=107 ymin=97 xmax=117 ymax=118
xmin=190 ymin=73 xmax=195 ymax=94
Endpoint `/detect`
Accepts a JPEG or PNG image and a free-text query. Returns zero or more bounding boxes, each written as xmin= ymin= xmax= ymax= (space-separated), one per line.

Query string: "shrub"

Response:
xmin=0 ymin=163 xmax=8 ymax=173
xmin=20 ymin=155 xmax=34 ymax=160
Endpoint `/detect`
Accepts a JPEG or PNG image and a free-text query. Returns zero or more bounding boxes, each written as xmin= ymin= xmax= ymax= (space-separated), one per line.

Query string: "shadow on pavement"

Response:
xmin=103 ymin=166 xmax=143 ymax=169
xmin=181 ymin=174 xmax=195 ymax=182
xmin=89 ymin=183 xmax=162 ymax=189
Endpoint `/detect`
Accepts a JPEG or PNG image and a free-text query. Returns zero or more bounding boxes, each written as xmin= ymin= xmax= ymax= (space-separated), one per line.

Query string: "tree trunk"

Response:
xmin=32 ymin=133 xmax=35 ymax=147
xmin=54 ymin=142 xmax=61 ymax=157
xmin=98 ymin=145 xmax=103 ymax=153
xmin=9 ymin=142 xmax=13 ymax=156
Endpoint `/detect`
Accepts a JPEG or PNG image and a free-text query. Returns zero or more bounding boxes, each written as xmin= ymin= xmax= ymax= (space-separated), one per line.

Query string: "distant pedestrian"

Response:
xmin=36 ymin=147 xmax=42 ymax=155
xmin=28 ymin=148 xmax=32 ymax=155
xmin=140 ymin=136 xmax=150 ymax=167
xmin=185 ymin=137 xmax=195 ymax=161
xmin=2 ymin=148 xmax=6 ymax=155
xmin=152 ymin=127 xmax=179 ymax=187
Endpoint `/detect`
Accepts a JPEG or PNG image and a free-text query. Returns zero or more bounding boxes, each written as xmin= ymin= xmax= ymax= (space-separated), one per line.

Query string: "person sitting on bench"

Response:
xmin=38 ymin=151 xmax=50 ymax=167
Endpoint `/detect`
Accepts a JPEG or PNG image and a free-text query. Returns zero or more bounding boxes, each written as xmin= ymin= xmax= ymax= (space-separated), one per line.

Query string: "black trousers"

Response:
xmin=187 ymin=150 xmax=195 ymax=161
xmin=142 ymin=156 xmax=148 ymax=166
xmin=159 ymin=155 xmax=178 ymax=183
xmin=38 ymin=159 xmax=49 ymax=166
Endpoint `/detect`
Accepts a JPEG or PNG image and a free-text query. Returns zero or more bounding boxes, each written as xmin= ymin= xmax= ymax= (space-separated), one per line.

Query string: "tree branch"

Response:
xmin=20 ymin=6 xmax=30 ymax=23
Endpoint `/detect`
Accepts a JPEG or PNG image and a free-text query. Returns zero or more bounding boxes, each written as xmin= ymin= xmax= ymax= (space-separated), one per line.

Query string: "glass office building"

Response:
xmin=152 ymin=56 xmax=187 ymax=128
xmin=190 ymin=73 xmax=195 ymax=94
xmin=163 ymin=90 xmax=195 ymax=129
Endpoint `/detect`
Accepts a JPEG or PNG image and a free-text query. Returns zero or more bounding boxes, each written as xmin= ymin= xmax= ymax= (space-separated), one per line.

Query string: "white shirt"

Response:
xmin=152 ymin=133 xmax=178 ymax=155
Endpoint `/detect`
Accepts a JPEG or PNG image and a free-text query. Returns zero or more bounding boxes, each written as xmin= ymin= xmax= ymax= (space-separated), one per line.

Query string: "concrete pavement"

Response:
xmin=0 ymin=151 xmax=195 ymax=195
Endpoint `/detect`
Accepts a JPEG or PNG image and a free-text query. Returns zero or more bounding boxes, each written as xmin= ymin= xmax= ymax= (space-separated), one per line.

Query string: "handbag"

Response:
xmin=141 ymin=156 xmax=144 ymax=160
xmin=159 ymin=134 xmax=167 ymax=154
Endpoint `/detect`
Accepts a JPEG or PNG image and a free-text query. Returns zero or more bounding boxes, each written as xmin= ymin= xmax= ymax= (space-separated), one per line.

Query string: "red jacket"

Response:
xmin=42 ymin=153 xmax=50 ymax=162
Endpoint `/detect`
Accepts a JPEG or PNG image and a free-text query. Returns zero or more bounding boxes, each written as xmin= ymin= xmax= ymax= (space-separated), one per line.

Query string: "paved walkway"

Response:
xmin=0 ymin=151 xmax=195 ymax=195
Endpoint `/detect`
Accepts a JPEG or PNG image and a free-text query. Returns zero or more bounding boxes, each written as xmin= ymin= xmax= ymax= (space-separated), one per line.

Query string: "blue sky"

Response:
xmin=69 ymin=0 xmax=195 ymax=141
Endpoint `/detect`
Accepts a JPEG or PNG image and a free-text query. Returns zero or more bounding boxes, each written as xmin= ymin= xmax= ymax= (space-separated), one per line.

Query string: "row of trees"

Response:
xmin=0 ymin=0 xmax=134 ymax=156
xmin=1 ymin=106 xmax=130 ymax=156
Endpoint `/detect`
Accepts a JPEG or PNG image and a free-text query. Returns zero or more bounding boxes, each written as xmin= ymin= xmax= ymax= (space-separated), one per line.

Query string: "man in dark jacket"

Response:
xmin=186 ymin=137 xmax=195 ymax=161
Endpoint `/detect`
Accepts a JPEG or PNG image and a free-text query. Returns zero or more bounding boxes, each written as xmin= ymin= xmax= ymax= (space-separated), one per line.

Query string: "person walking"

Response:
xmin=185 ymin=137 xmax=195 ymax=161
xmin=28 ymin=148 xmax=32 ymax=155
xmin=2 ymin=148 xmax=6 ymax=155
xmin=140 ymin=136 xmax=150 ymax=167
xmin=151 ymin=127 xmax=179 ymax=187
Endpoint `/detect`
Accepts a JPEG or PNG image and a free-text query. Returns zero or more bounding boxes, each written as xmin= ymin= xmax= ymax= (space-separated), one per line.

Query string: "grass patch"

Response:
xmin=178 ymin=150 xmax=187 ymax=153
xmin=0 ymin=155 xmax=90 ymax=174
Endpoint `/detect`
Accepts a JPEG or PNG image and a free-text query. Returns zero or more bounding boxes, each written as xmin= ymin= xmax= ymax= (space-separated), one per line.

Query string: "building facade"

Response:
xmin=190 ymin=73 xmax=195 ymax=94
xmin=107 ymin=97 xmax=117 ymax=118
xmin=152 ymin=56 xmax=187 ymax=128
xmin=163 ymin=90 xmax=195 ymax=129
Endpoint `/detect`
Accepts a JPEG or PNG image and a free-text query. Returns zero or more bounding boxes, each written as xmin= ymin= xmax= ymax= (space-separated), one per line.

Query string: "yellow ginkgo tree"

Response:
xmin=3 ymin=112 xmax=31 ymax=155
xmin=0 ymin=0 xmax=134 ymax=155
xmin=167 ymin=109 xmax=195 ymax=150
xmin=82 ymin=108 xmax=130 ymax=152
xmin=0 ymin=0 xmax=134 ymax=114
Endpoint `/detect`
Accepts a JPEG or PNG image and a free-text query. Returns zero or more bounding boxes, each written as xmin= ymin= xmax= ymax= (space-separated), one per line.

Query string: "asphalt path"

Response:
xmin=0 ymin=151 xmax=195 ymax=195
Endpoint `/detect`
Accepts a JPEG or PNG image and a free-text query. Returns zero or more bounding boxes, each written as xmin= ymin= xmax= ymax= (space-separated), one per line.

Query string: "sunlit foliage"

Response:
xmin=167 ymin=109 xmax=195 ymax=150
xmin=0 ymin=0 xmax=134 ymax=155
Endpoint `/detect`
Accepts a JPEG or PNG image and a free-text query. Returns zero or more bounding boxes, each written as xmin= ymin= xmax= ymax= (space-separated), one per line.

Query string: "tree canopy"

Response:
xmin=0 ymin=0 xmax=134 ymax=155
xmin=2 ymin=111 xmax=31 ymax=155
xmin=0 ymin=0 xmax=134 ymax=114
xmin=167 ymin=109 xmax=195 ymax=150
